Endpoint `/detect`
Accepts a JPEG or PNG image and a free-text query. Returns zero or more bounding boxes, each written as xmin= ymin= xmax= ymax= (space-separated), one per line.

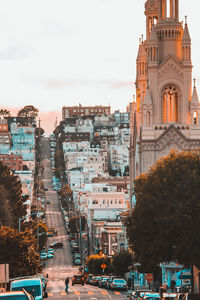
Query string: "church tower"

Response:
xmin=134 ymin=0 xmax=200 ymax=175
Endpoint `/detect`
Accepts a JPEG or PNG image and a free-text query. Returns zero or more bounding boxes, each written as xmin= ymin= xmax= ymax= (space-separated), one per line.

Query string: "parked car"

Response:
xmin=71 ymin=245 xmax=79 ymax=253
xmin=10 ymin=277 xmax=48 ymax=300
xmin=48 ymin=248 xmax=54 ymax=255
xmin=110 ymin=278 xmax=128 ymax=291
xmin=74 ymin=258 xmax=81 ymax=266
xmin=143 ymin=292 xmax=161 ymax=300
xmin=0 ymin=290 xmax=35 ymax=299
xmin=92 ymin=276 xmax=102 ymax=286
xmin=72 ymin=275 xmax=85 ymax=286
xmin=86 ymin=275 xmax=94 ymax=285
xmin=49 ymin=242 xmax=63 ymax=248
xmin=106 ymin=276 xmax=121 ymax=290
xmin=99 ymin=276 xmax=110 ymax=288
xmin=40 ymin=253 xmax=47 ymax=260
xmin=47 ymin=253 xmax=54 ymax=259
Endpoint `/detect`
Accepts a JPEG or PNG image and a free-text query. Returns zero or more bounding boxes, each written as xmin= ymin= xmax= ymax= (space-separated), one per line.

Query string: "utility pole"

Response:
xmin=129 ymin=108 xmax=137 ymax=214
xmin=79 ymin=214 xmax=83 ymax=264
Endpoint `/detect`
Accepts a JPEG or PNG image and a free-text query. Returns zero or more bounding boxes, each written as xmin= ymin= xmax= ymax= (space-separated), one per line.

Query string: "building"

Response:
xmin=92 ymin=176 xmax=129 ymax=192
xmin=10 ymin=120 xmax=35 ymax=162
xmin=133 ymin=0 xmax=200 ymax=175
xmin=101 ymin=221 xmax=124 ymax=256
xmin=0 ymin=120 xmax=11 ymax=154
xmin=62 ymin=104 xmax=111 ymax=120
xmin=0 ymin=153 xmax=23 ymax=171
xmin=109 ymin=145 xmax=129 ymax=176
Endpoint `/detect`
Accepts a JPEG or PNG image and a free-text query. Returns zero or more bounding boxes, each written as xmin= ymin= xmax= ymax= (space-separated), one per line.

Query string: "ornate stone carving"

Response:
xmin=145 ymin=0 xmax=158 ymax=11
xmin=158 ymin=62 xmax=184 ymax=84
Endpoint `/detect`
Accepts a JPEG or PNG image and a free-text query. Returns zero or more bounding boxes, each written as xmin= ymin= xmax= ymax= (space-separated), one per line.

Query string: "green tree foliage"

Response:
xmin=59 ymin=184 xmax=72 ymax=211
xmin=86 ymin=255 xmax=112 ymax=275
xmin=35 ymin=127 xmax=45 ymax=138
xmin=17 ymin=105 xmax=38 ymax=125
xmin=0 ymin=226 xmax=41 ymax=278
xmin=32 ymin=221 xmax=47 ymax=251
xmin=0 ymin=185 xmax=12 ymax=226
xmin=126 ymin=150 xmax=200 ymax=269
xmin=112 ymin=249 xmax=132 ymax=277
xmin=68 ymin=216 xmax=86 ymax=233
xmin=0 ymin=109 xmax=10 ymax=118
xmin=0 ymin=162 xmax=27 ymax=228
xmin=54 ymin=150 xmax=65 ymax=179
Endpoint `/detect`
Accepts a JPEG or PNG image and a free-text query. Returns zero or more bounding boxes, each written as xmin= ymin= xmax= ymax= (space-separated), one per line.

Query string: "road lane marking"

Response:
xmin=114 ymin=291 xmax=121 ymax=295
xmin=88 ymin=291 xmax=94 ymax=295
xmin=48 ymin=293 xmax=53 ymax=297
xmin=60 ymin=291 xmax=67 ymax=295
xmin=101 ymin=291 xmax=108 ymax=295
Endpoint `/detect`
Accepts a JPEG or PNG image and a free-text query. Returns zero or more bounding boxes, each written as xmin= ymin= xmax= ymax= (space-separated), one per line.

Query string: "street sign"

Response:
xmin=145 ymin=273 xmax=153 ymax=283
xmin=101 ymin=264 xmax=107 ymax=270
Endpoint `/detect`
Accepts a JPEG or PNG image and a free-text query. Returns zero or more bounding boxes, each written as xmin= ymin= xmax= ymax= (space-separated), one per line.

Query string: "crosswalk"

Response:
xmin=47 ymin=279 xmax=127 ymax=298
xmin=47 ymin=290 xmax=125 ymax=297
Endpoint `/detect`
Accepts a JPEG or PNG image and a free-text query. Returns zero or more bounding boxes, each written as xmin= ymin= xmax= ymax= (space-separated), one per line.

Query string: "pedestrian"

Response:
xmin=65 ymin=277 xmax=69 ymax=294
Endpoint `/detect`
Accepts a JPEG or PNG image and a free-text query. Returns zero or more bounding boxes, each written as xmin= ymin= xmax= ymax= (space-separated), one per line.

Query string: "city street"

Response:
xmin=40 ymin=138 xmax=129 ymax=299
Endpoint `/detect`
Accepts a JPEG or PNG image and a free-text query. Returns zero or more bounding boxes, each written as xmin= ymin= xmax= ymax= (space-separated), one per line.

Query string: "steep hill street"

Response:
xmin=40 ymin=137 xmax=129 ymax=299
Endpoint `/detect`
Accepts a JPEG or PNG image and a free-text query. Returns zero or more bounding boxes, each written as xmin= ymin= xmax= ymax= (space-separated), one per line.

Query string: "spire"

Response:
xmin=143 ymin=81 xmax=152 ymax=105
xmin=191 ymin=79 xmax=199 ymax=105
xmin=182 ymin=16 xmax=191 ymax=42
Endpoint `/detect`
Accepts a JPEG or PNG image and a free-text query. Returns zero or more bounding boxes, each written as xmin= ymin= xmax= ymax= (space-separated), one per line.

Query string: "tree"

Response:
xmin=59 ymin=184 xmax=73 ymax=211
xmin=68 ymin=216 xmax=86 ymax=234
xmin=0 ymin=109 xmax=10 ymax=118
xmin=0 ymin=162 xmax=27 ymax=228
xmin=126 ymin=150 xmax=200 ymax=269
xmin=0 ymin=185 xmax=12 ymax=226
xmin=0 ymin=226 xmax=42 ymax=278
xmin=17 ymin=105 xmax=38 ymax=125
xmin=112 ymin=249 xmax=132 ymax=277
xmin=32 ymin=221 xmax=48 ymax=251
xmin=35 ymin=127 xmax=45 ymax=138
xmin=86 ymin=255 xmax=112 ymax=275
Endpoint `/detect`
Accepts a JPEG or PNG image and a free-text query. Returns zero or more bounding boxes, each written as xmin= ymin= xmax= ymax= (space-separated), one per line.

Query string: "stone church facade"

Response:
xmin=134 ymin=0 xmax=200 ymax=175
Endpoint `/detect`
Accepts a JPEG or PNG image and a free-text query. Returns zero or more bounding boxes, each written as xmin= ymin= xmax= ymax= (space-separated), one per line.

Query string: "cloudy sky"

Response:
xmin=0 ymin=0 xmax=199 ymax=134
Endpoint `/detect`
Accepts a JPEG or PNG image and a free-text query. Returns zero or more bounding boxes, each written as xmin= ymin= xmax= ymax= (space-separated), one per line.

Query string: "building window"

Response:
xmin=162 ymin=85 xmax=178 ymax=123
xmin=193 ymin=112 xmax=198 ymax=125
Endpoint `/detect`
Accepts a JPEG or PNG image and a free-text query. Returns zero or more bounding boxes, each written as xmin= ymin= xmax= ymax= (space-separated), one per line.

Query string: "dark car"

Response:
xmin=92 ymin=276 xmax=102 ymax=286
xmin=71 ymin=245 xmax=79 ymax=253
xmin=86 ymin=275 xmax=93 ymax=285
xmin=49 ymin=242 xmax=63 ymax=248
xmin=72 ymin=275 xmax=84 ymax=286
xmin=106 ymin=276 xmax=121 ymax=290
xmin=99 ymin=276 xmax=110 ymax=288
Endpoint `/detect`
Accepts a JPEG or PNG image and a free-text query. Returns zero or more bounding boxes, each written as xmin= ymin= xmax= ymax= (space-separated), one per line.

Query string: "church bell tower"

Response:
xmin=134 ymin=0 xmax=200 ymax=175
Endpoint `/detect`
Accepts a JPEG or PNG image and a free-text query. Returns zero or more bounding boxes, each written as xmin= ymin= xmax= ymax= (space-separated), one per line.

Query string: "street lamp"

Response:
xmin=18 ymin=212 xmax=44 ymax=233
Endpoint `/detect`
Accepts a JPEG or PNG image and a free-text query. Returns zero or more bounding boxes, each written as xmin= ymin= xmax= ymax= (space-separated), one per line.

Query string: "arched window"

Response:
xmin=149 ymin=17 xmax=153 ymax=32
xmin=186 ymin=46 xmax=188 ymax=60
xmin=146 ymin=111 xmax=151 ymax=125
xmin=182 ymin=47 xmax=185 ymax=60
xmin=193 ymin=112 xmax=198 ymax=125
xmin=162 ymin=85 xmax=179 ymax=123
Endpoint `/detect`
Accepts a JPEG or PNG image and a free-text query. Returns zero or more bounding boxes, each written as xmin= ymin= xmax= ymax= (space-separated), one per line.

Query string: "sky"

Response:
xmin=0 ymin=0 xmax=200 ymax=135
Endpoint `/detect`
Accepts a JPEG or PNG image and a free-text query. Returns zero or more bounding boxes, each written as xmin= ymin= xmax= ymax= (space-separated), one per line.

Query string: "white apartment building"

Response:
xmin=65 ymin=151 xmax=107 ymax=173
xmin=63 ymin=141 xmax=91 ymax=153
xmin=67 ymin=168 xmax=97 ymax=191
xmin=75 ymin=183 xmax=128 ymax=227
xmin=109 ymin=145 xmax=129 ymax=175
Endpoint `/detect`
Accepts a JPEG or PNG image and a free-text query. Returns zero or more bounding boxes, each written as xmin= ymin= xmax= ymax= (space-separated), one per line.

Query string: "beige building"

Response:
xmin=134 ymin=0 xmax=200 ymax=175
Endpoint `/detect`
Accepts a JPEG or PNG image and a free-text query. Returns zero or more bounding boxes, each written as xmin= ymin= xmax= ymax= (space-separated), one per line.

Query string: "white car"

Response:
xmin=48 ymin=248 xmax=54 ymax=254
xmin=47 ymin=253 xmax=54 ymax=259
xmin=40 ymin=253 xmax=47 ymax=260
xmin=110 ymin=278 xmax=128 ymax=291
